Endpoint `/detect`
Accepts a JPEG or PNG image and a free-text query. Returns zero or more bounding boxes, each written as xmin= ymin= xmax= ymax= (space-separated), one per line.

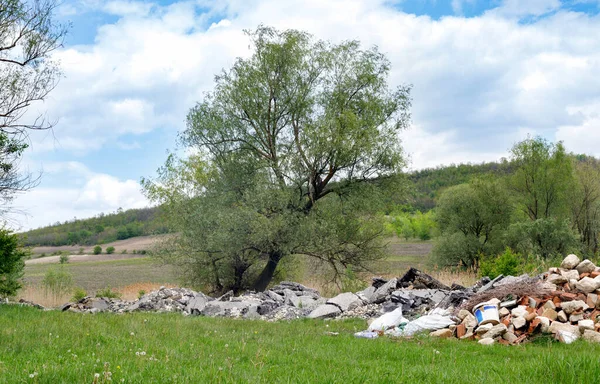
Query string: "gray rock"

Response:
xmin=478 ymin=338 xmax=495 ymax=345
xmin=327 ymin=292 xmax=363 ymax=312
xmin=89 ymin=298 xmax=109 ymax=311
xmin=369 ymin=278 xmax=398 ymax=304
xmin=547 ymin=274 xmax=568 ymax=285
xmin=355 ymin=286 xmax=376 ymax=302
xmin=578 ymin=319 xmax=595 ymax=332
xmin=477 ymin=275 xmax=504 ymax=293
xmin=186 ymin=294 xmax=210 ymax=315
xmin=481 ymin=323 xmax=507 ymax=339
xmin=576 ymin=259 xmax=597 ymax=274
xmin=266 ymin=291 xmax=284 ymax=304
xmin=560 ymin=269 xmax=580 ymax=281
xmin=201 ymin=301 xmax=250 ymax=317
xmin=307 ymin=304 xmax=342 ymax=319
xmin=561 ymin=254 xmax=580 ymax=270
xmin=512 ymin=317 xmax=526 ymax=329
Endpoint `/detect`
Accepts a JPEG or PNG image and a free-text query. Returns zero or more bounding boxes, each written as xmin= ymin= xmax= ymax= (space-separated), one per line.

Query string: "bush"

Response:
xmin=479 ymin=248 xmax=522 ymax=279
xmin=42 ymin=267 xmax=73 ymax=298
xmin=138 ymin=290 xmax=146 ymax=299
xmin=96 ymin=286 xmax=121 ymax=299
xmin=71 ymin=287 xmax=87 ymax=302
xmin=78 ymin=247 xmax=84 ymax=255
xmin=106 ymin=246 xmax=115 ymax=254
xmin=59 ymin=254 xmax=69 ymax=264
xmin=0 ymin=229 xmax=27 ymax=297
xmin=121 ymin=249 xmax=127 ymax=254
xmin=93 ymin=245 xmax=102 ymax=255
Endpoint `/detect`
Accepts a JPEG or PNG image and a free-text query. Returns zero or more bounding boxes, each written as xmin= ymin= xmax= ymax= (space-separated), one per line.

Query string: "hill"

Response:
xmin=20 ymin=207 xmax=169 ymax=247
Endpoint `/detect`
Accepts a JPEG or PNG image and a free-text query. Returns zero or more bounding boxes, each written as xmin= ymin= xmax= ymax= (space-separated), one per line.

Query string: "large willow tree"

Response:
xmin=144 ymin=26 xmax=411 ymax=293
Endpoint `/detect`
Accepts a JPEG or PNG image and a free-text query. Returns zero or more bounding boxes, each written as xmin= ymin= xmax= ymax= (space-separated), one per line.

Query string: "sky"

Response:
xmin=9 ymin=0 xmax=600 ymax=230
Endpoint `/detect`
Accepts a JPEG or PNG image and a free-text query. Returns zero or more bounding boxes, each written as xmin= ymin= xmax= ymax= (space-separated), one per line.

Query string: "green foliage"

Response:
xmin=106 ymin=246 xmax=115 ymax=254
xmin=95 ymin=286 xmax=121 ymax=299
xmin=144 ymin=26 xmax=411 ymax=293
xmin=93 ymin=245 xmax=102 ymax=255
xmin=78 ymin=247 xmax=84 ymax=255
xmin=0 ymin=229 xmax=27 ymax=297
xmin=42 ymin=267 xmax=73 ymax=298
xmin=19 ymin=207 xmax=170 ymax=247
xmin=121 ymin=249 xmax=127 ymax=254
xmin=59 ymin=254 xmax=69 ymax=264
xmin=391 ymin=211 xmax=436 ymax=241
xmin=433 ymin=179 xmax=512 ymax=268
xmin=479 ymin=248 xmax=521 ymax=279
xmin=505 ymin=218 xmax=579 ymax=260
xmin=71 ymin=287 xmax=87 ymax=302
xmin=138 ymin=290 xmax=146 ymax=299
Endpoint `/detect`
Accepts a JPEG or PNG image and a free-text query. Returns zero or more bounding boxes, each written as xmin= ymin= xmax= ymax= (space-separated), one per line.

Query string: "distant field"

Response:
xmin=29 ymin=234 xmax=170 ymax=257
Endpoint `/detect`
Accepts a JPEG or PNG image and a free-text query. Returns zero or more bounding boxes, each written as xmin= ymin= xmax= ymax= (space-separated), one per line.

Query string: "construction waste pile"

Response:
xmin=15 ymin=254 xmax=600 ymax=344
xmin=358 ymin=254 xmax=600 ymax=345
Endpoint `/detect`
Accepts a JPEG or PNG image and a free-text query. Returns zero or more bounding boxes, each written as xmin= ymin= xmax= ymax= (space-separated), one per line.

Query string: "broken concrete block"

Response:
xmin=511 ymin=306 xmax=529 ymax=318
xmin=512 ymin=317 xmax=527 ymax=329
xmin=561 ymin=269 xmax=580 ymax=281
xmin=481 ymin=323 xmax=507 ymax=339
xmin=307 ymin=304 xmax=341 ymax=319
xmin=579 ymin=319 xmax=595 ymax=332
xmin=541 ymin=308 xmax=558 ymax=321
xmin=583 ymin=330 xmax=600 ymax=343
xmin=561 ymin=254 xmax=581 ymax=270
xmin=576 ymin=259 xmax=597 ymax=274
xmin=475 ymin=323 xmax=493 ymax=335
xmin=326 ymin=292 xmax=363 ymax=312
xmin=576 ymin=277 xmax=599 ymax=293
xmin=430 ymin=328 xmax=453 ymax=338
xmin=570 ymin=313 xmax=584 ymax=323
xmin=462 ymin=313 xmax=477 ymax=328
xmin=543 ymin=300 xmax=556 ymax=310
xmin=500 ymin=299 xmax=517 ymax=309
xmin=538 ymin=316 xmax=551 ymax=333
xmin=502 ymin=332 xmax=518 ymax=344
xmin=561 ymin=300 xmax=588 ymax=314
xmin=478 ymin=338 xmax=495 ymax=345
xmin=557 ymin=310 xmax=568 ymax=322
xmin=457 ymin=309 xmax=470 ymax=321
xmin=499 ymin=307 xmax=510 ymax=317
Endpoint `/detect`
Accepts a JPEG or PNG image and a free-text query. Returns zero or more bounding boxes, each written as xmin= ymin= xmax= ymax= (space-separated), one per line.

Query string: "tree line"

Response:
xmin=433 ymin=138 xmax=600 ymax=276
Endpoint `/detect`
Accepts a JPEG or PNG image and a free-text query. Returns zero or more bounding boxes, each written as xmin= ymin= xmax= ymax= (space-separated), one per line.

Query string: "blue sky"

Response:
xmin=10 ymin=0 xmax=600 ymax=230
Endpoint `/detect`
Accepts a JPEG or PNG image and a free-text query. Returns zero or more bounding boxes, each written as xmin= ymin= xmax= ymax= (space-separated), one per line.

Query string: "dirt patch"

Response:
xmin=25 ymin=253 xmax=148 ymax=265
xmin=30 ymin=234 xmax=170 ymax=256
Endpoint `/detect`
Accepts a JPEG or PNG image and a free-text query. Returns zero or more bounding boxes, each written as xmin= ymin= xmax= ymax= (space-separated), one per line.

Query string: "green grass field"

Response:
xmin=1 ymin=305 xmax=599 ymax=383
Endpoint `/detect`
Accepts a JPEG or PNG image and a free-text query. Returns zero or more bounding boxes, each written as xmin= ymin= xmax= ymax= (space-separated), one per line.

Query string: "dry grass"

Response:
xmin=117 ymin=282 xmax=177 ymax=300
xmin=460 ymin=278 xmax=551 ymax=312
xmin=18 ymin=283 xmax=72 ymax=308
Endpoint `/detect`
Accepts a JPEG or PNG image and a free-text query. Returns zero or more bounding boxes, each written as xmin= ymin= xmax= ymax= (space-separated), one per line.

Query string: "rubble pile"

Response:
xmin=384 ymin=254 xmax=600 ymax=345
xmin=16 ymin=252 xmax=600 ymax=346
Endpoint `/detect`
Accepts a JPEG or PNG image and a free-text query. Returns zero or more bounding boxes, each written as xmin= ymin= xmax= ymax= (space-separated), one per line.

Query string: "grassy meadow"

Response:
xmin=1 ymin=305 xmax=600 ymax=383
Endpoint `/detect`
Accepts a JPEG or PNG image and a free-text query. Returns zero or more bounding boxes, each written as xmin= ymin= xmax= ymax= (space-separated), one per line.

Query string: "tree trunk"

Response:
xmin=252 ymin=251 xmax=283 ymax=292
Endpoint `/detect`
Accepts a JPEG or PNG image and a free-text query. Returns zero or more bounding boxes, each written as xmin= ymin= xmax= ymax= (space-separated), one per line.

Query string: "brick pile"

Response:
xmin=432 ymin=254 xmax=600 ymax=345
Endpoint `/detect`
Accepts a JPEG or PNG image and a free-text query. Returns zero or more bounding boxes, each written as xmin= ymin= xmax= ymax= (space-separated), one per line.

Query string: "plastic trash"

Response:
xmin=354 ymin=331 xmax=379 ymax=339
xmin=368 ymin=307 xmax=409 ymax=332
xmin=399 ymin=314 xmax=456 ymax=336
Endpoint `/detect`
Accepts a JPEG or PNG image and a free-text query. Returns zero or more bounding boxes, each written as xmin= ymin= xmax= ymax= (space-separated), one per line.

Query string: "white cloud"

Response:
xmin=556 ymin=101 xmax=600 ymax=158
xmin=10 ymin=163 xmax=148 ymax=231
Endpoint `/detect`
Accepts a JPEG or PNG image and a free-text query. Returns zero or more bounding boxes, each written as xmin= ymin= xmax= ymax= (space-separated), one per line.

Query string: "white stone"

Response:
xmin=579 ymin=319 xmax=595 ymax=332
xmin=583 ymin=330 xmax=600 ymax=343
xmin=478 ymin=338 xmax=495 ymax=345
xmin=481 ymin=323 xmax=507 ymax=339
xmin=576 ymin=259 xmax=597 ymax=274
xmin=576 ymin=277 xmax=600 ymax=293
xmin=561 ymin=269 xmax=580 ymax=281
xmin=307 ymin=304 xmax=341 ymax=319
xmin=511 ymin=306 xmax=529 ymax=318
xmin=543 ymin=301 xmax=556 ymax=310
xmin=557 ymin=310 xmax=568 ymax=322
xmin=512 ymin=316 xmax=527 ymax=329
xmin=457 ymin=309 xmax=470 ymax=321
xmin=561 ymin=300 xmax=588 ymax=314
xmin=547 ymin=274 xmax=568 ymax=285
xmin=570 ymin=313 xmax=584 ymax=323
xmin=475 ymin=323 xmax=493 ymax=335
xmin=561 ymin=254 xmax=581 ymax=270
xmin=549 ymin=322 xmax=581 ymax=336
xmin=499 ymin=307 xmax=510 ymax=317
xmin=538 ymin=317 xmax=551 ymax=333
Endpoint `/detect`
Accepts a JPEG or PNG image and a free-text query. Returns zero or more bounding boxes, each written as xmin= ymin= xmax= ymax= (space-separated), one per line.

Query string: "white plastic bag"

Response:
xmin=400 ymin=314 xmax=456 ymax=336
xmin=354 ymin=331 xmax=379 ymax=339
xmin=368 ymin=307 xmax=409 ymax=332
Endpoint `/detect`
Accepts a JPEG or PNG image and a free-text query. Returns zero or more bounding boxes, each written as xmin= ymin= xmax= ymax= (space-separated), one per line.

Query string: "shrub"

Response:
xmin=42 ymin=267 xmax=73 ymax=298
xmin=78 ymin=247 xmax=84 ymax=255
xmin=121 ymin=249 xmax=127 ymax=254
xmin=96 ymin=286 xmax=121 ymax=299
xmin=59 ymin=254 xmax=69 ymax=264
xmin=71 ymin=287 xmax=87 ymax=302
xmin=138 ymin=290 xmax=146 ymax=299
xmin=479 ymin=247 xmax=522 ymax=279
xmin=93 ymin=245 xmax=102 ymax=255
xmin=140 ymin=250 xmax=147 ymax=255
xmin=0 ymin=229 xmax=28 ymax=297
xmin=106 ymin=246 xmax=115 ymax=254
